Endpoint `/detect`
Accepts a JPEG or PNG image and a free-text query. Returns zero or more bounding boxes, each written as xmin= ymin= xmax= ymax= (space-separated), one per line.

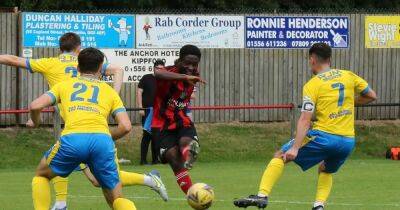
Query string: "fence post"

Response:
xmin=53 ymin=109 xmax=61 ymax=140
xmin=15 ymin=9 xmax=21 ymax=125
xmin=290 ymin=103 xmax=296 ymax=138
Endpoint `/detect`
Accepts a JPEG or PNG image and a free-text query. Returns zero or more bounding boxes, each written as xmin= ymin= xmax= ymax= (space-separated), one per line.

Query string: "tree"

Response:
xmin=1 ymin=0 xmax=400 ymax=11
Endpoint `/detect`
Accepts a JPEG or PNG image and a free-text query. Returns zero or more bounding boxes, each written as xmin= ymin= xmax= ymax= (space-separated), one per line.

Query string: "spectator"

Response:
xmin=136 ymin=59 xmax=164 ymax=165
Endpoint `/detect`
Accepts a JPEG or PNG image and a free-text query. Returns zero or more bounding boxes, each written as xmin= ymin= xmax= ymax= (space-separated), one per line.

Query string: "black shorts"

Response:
xmin=152 ymin=126 xmax=198 ymax=163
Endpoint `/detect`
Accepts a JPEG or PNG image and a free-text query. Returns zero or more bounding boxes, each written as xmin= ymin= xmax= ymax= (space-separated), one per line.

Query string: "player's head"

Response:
xmin=308 ymin=43 xmax=332 ymax=74
xmin=154 ymin=59 xmax=165 ymax=69
xmin=77 ymin=47 xmax=104 ymax=75
xmin=59 ymin=32 xmax=81 ymax=54
xmin=176 ymin=44 xmax=201 ymax=76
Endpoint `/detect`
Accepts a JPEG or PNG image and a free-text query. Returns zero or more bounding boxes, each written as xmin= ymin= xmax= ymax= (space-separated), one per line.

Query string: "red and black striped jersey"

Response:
xmin=152 ymin=66 xmax=194 ymax=130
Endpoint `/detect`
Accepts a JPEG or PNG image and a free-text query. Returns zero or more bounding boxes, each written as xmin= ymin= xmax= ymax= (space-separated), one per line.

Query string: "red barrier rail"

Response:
xmin=0 ymin=108 xmax=54 ymax=114
xmin=3 ymin=103 xmax=398 ymax=114
xmin=190 ymin=104 xmax=294 ymax=110
xmin=126 ymin=104 xmax=295 ymax=111
xmin=0 ymin=104 xmax=294 ymax=114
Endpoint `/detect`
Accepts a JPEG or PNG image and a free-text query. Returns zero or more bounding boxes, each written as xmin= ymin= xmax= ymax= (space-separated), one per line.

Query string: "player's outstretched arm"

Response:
xmin=283 ymin=112 xmax=313 ymax=162
xmin=104 ymin=64 xmax=124 ymax=94
xmin=136 ymin=88 xmax=145 ymax=116
xmin=154 ymin=68 xmax=188 ymax=80
xmin=356 ymin=88 xmax=377 ymax=105
xmin=111 ymin=111 xmax=132 ymax=140
xmin=0 ymin=54 xmax=28 ymax=69
xmin=28 ymin=94 xmax=53 ymax=127
xmin=190 ymin=91 xmax=196 ymax=100
xmin=154 ymin=68 xmax=206 ymax=85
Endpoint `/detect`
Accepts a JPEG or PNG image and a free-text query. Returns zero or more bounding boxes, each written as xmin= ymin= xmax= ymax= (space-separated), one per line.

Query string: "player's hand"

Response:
xmin=25 ymin=119 xmax=37 ymax=128
xmin=139 ymin=110 xmax=145 ymax=116
xmin=283 ymin=147 xmax=299 ymax=162
xmin=185 ymin=75 xmax=206 ymax=86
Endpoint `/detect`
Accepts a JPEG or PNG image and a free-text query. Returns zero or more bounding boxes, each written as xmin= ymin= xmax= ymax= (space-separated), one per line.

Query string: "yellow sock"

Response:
xmin=315 ymin=172 xmax=333 ymax=203
xmin=113 ymin=198 xmax=136 ymax=210
xmin=51 ymin=176 xmax=68 ymax=201
xmin=32 ymin=176 xmax=51 ymax=210
xmin=120 ymin=171 xmax=145 ymax=186
xmin=258 ymin=158 xmax=284 ymax=196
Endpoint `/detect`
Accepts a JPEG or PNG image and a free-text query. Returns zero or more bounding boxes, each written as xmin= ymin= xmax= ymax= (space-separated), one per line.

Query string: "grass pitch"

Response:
xmin=1 ymin=160 xmax=400 ymax=210
xmin=1 ymin=121 xmax=400 ymax=209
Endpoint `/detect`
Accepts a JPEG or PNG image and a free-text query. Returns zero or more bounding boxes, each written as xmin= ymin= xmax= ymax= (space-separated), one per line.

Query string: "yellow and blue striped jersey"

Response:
xmin=301 ymin=69 xmax=369 ymax=137
xmin=26 ymin=53 xmax=78 ymax=88
xmin=47 ymin=76 xmax=126 ymax=136
xmin=26 ymin=53 xmax=108 ymax=88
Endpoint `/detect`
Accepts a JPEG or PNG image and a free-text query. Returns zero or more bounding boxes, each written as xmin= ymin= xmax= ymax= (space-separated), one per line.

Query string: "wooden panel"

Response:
xmin=2 ymin=13 xmax=400 ymax=125
xmin=208 ymin=49 xmax=215 ymax=122
xmin=0 ymin=12 xmax=18 ymax=125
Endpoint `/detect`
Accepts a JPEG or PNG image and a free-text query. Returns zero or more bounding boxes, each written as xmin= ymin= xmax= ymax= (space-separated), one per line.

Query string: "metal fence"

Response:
xmin=1 ymin=11 xmax=400 ymax=125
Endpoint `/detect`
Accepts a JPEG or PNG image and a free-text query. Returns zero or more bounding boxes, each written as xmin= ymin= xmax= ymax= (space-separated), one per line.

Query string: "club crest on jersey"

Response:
xmin=167 ymin=98 xmax=189 ymax=110
xmin=180 ymin=92 xmax=187 ymax=99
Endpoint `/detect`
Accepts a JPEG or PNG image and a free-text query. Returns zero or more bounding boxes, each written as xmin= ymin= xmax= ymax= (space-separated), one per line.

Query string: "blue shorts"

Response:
xmin=281 ymin=130 xmax=355 ymax=173
xmin=45 ymin=133 xmax=119 ymax=189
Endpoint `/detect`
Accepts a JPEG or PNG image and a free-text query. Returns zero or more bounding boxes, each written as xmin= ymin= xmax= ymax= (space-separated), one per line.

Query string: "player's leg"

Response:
xmin=177 ymin=126 xmax=201 ymax=194
xmin=102 ymin=182 xmax=136 ymax=209
xmin=150 ymin=133 xmax=160 ymax=164
xmin=164 ymin=146 xmax=194 ymax=194
xmin=32 ymin=157 xmax=57 ymax=210
xmin=81 ymin=162 xmax=168 ymax=201
xmin=313 ymin=135 xmax=355 ymax=210
xmin=157 ymin=128 xmax=193 ymax=194
xmin=140 ymin=130 xmax=151 ymax=165
xmin=81 ymin=166 xmax=100 ymax=187
xmin=87 ymin=133 xmax=137 ymax=209
xmin=234 ymin=140 xmax=294 ymax=209
xmin=50 ymin=177 xmax=68 ymax=210
xmin=50 ymin=108 xmax=69 ymax=210
xmin=119 ymin=170 xmax=168 ymax=201
xmin=140 ymin=111 xmax=151 ymax=165
xmin=114 ymin=143 xmax=168 ymax=201
xmin=313 ymin=163 xmax=332 ymax=210
xmin=258 ymin=150 xmax=285 ymax=198
xmin=178 ymin=126 xmax=200 ymax=169
xmin=33 ymin=137 xmax=82 ymax=210
xmin=257 ymin=136 xmax=318 ymax=198
xmin=234 ymin=133 xmax=328 ymax=208
xmin=143 ymin=108 xmax=159 ymax=164
xmin=233 ymin=150 xmax=284 ymax=209
xmin=101 ymin=183 xmax=136 ymax=210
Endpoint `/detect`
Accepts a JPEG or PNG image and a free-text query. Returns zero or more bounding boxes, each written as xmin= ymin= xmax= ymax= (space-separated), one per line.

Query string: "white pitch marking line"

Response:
xmin=1 ymin=193 xmax=399 ymax=207
xmin=68 ymin=195 xmax=400 ymax=207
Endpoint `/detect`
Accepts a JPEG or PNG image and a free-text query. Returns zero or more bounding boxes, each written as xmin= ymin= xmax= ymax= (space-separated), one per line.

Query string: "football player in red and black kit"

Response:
xmin=152 ymin=44 xmax=205 ymax=195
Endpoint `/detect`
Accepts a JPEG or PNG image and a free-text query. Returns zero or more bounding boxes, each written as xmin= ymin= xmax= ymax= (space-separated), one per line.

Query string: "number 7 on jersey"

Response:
xmin=331 ymin=82 xmax=344 ymax=107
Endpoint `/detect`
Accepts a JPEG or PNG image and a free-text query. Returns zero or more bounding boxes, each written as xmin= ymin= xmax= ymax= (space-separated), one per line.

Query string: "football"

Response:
xmin=187 ymin=183 xmax=215 ymax=210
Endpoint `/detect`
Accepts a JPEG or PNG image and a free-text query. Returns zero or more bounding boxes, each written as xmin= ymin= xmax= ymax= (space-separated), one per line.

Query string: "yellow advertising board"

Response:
xmin=365 ymin=16 xmax=400 ymax=48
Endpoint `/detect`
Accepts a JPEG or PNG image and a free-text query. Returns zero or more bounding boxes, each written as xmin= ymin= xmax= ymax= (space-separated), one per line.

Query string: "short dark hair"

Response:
xmin=154 ymin=59 xmax=165 ymax=67
xmin=309 ymin=43 xmax=332 ymax=62
xmin=179 ymin=44 xmax=201 ymax=60
xmin=59 ymin=32 xmax=81 ymax=52
xmin=78 ymin=48 xmax=104 ymax=74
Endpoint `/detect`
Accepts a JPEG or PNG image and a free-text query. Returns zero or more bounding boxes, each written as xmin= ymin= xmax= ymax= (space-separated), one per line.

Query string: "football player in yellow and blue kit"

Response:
xmin=234 ymin=43 xmax=377 ymax=210
xmin=28 ymin=48 xmax=137 ymax=210
xmin=0 ymin=33 xmax=168 ymax=210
